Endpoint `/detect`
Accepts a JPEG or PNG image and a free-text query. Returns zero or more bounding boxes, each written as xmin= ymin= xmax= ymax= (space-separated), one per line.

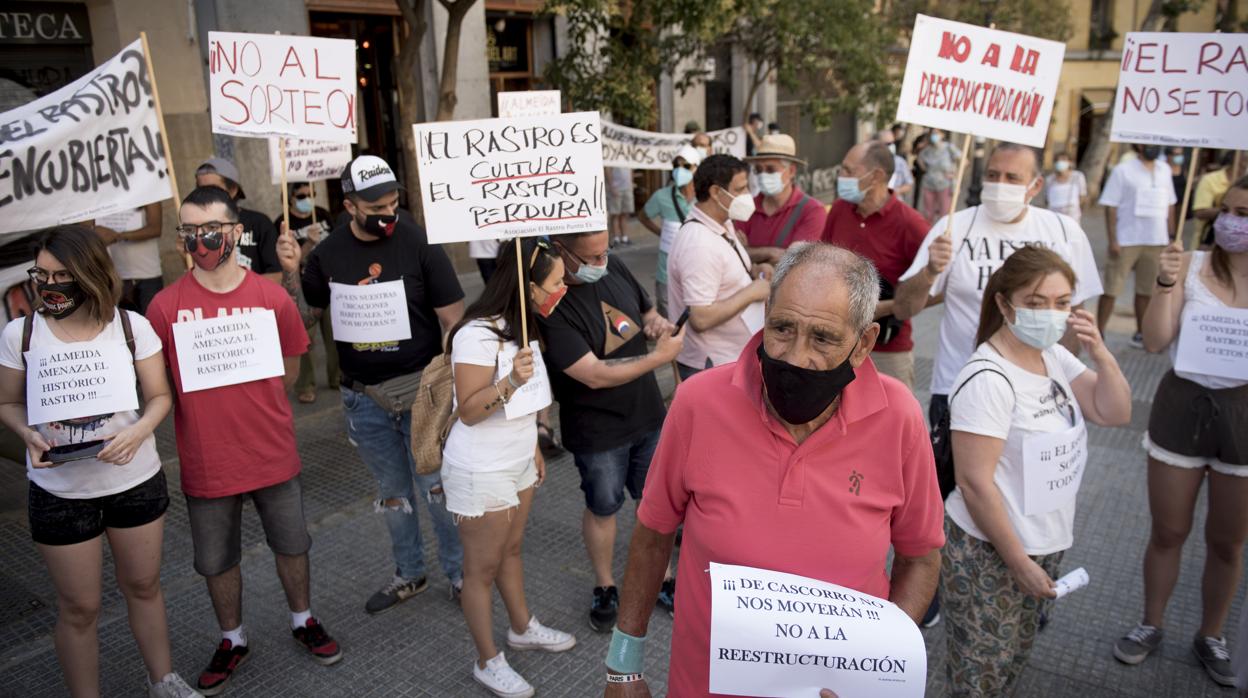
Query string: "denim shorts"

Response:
xmin=572 ymin=429 xmax=661 ymax=516
xmin=28 ymin=470 xmax=169 ymax=546
xmin=442 ymin=458 xmax=538 ymax=520
xmin=185 ymin=475 xmax=312 ymax=577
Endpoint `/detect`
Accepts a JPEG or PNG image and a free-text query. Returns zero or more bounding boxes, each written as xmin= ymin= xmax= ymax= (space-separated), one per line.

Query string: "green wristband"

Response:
xmin=606 ymin=627 xmax=646 ymax=674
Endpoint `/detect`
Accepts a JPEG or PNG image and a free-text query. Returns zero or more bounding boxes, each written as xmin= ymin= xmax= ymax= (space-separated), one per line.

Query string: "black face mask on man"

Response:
xmin=1140 ymin=145 xmax=1162 ymax=161
xmin=38 ymin=281 xmax=86 ymax=319
xmin=757 ymin=342 xmax=858 ymax=425
xmin=355 ymin=211 xmax=398 ymax=238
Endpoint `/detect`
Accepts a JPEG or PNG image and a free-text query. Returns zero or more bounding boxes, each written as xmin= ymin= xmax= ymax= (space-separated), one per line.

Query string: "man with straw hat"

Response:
xmin=738 ymin=133 xmax=827 ymax=265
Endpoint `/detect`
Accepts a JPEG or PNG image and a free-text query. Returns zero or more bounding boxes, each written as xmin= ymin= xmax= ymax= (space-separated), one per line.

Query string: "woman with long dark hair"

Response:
xmin=442 ymin=238 xmax=576 ymax=697
xmin=940 ymin=245 xmax=1131 ymax=696
xmin=1114 ymin=176 xmax=1248 ymax=686
xmin=0 ymin=226 xmax=196 ymax=697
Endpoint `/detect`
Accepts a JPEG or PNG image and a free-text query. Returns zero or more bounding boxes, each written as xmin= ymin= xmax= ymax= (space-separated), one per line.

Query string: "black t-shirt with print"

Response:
xmin=538 ymin=255 xmax=665 ymax=453
xmin=236 ymin=207 xmax=281 ymax=274
xmin=301 ymin=218 xmax=464 ymax=385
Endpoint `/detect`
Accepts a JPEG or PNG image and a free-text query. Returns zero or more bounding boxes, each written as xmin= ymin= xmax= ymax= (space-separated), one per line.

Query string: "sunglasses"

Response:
xmin=528 ymin=238 xmax=553 ymax=270
xmin=1049 ymin=380 xmax=1077 ymax=428
xmin=27 ymin=267 xmax=74 ymax=285
xmin=175 ymin=221 xmax=235 ymax=252
xmin=293 ymin=193 xmax=311 ymax=200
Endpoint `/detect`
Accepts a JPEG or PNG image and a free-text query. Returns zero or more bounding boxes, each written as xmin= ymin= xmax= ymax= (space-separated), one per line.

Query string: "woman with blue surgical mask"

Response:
xmin=940 ymin=245 xmax=1131 ymax=697
xmin=1044 ymin=152 xmax=1088 ymax=222
xmin=638 ymin=146 xmax=701 ymax=318
xmin=274 ymin=183 xmax=335 ymax=404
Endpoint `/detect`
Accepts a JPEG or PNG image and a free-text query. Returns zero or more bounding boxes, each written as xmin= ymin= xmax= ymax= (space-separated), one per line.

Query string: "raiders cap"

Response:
xmin=341 ymin=155 xmax=401 ymax=202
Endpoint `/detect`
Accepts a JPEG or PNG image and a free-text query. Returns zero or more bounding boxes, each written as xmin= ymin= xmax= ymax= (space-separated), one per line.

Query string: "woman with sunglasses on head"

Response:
xmin=275 ymin=182 xmax=337 ymax=404
xmin=1113 ymin=176 xmax=1248 ymax=687
xmin=939 ymin=245 xmax=1131 ymax=697
xmin=442 ymin=238 xmax=576 ymax=698
xmin=0 ymin=226 xmax=195 ymax=697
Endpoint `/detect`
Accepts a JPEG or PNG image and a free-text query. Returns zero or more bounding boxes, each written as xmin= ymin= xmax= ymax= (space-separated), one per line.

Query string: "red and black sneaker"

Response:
xmin=292 ymin=617 xmax=342 ymax=666
xmin=197 ymin=639 xmax=249 ymax=696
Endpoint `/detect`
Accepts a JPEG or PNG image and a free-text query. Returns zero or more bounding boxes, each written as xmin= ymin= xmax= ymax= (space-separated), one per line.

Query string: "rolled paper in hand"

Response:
xmin=1054 ymin=567 xmax=1090 ymax=599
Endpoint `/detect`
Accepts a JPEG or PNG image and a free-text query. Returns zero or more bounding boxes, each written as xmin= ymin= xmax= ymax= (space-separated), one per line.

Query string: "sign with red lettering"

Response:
xmin=1110 ymin=32 xmax=1248 ymax=149
xmin=895 ymin=15 xmax=1064 ymax=147
xmin=412 ymin=112 xmax=607 ymax=243
xmin=207 ymin=32 xmax=357 ymax=143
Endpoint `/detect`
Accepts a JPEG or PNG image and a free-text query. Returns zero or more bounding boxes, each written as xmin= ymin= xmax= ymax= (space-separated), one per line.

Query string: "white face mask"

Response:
xmin=717 ymin=188 xmax=756 ymax=221
xmin=981 ymin=181 xmax=1032 ymax=222
xmin=758 ymin=172 xmax=785 ymax=197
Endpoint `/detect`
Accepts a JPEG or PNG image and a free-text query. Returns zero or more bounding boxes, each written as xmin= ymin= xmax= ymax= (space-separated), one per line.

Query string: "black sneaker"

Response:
xmin=365 ymin=574 xmax=428 ymax=615
xmin=196 ymin=639 xmax=249 ymax=696
xmin=657 ymin=578 xmax=676 ymax=617
xmin=590 ymin=586 xmax=618 ymax=632
xmin=1192 ymin=635 xmax=1235 ymax=686
xmin=292 ymin=617 xmax=342 ymax=666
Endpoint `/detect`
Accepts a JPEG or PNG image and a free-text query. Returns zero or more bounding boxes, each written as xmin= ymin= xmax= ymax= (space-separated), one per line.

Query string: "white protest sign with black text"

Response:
xmin=413 ymin=111 xmax=607 ymax=243
xmin=497 ymin=341 xmax=552 ymax=420
xmin=24 ymin=342 xmax=139 ymax=425
xmin=896 ymin=15 xmax=1065 ymax=147
xmin=328 ymin=280 xmax=411 ymax=344
xmin=172 ymin=310 xmax=285 ymax=393
xmin=208 ymin=32 xmax=357 ymax=142
xmin=1111 ymin=33 xmax=1248 ymax=149
xmin=709 ymin=562 xmax=925 ymax=698
xmin=1023 ymin=421 xmax=1088 ymax=516
xmin=1174 ymin=304 xmax=1248 ymax=381
xmin=601 ymin=122 xmax=746 ymax=170
xmin=267 ymin=137 xmax=354 ymax=184
xmin=0 ymin=38 xmax=173 ymax=235
xmin=497 ymin=90 xmax=561 ymax=118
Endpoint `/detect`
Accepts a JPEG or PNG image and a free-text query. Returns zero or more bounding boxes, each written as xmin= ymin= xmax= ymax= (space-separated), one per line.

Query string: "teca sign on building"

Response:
xmin=0 ymin=2 xmax=90 ymax=45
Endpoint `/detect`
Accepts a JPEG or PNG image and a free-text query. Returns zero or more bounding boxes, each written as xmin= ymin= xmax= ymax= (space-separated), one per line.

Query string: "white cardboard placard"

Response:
xmin=1174 ymin=304 xmax=1248 ymax=381
xmin=601 ymin=122 xmax=746 ymax=170
xmin=172 ymin=309 xmax=285 ymax=393
xmin=25 ymin=342 xmax=138 ymax=425
xmin=497 ymin=90 xmax=561 ymax=118
xmin=267 ymin=137 xmax=354 ymax=184
xmin=328 ymin=280 xmax=412 ymax=343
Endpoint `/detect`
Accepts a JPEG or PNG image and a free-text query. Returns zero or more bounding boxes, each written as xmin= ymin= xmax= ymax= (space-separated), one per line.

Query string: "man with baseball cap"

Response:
xmin=195 ymin=157 xmax=282 ymax=279
xmin=300 ymin=155 xmax=466 ymax=614
xmin=737 ymin=134 xmax=827 ymax=265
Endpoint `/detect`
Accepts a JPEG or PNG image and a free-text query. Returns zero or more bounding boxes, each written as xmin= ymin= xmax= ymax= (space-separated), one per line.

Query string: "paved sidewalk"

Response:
xmin=0 ymin=213 xmax=1237 ymax=697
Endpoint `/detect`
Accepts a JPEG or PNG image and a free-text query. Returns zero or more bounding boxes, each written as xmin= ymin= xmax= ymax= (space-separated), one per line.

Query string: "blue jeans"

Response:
xmin=341 ymin=387 xmax=463 ymax=582
xmin=572 ymin=429 xmax=661 ymax=516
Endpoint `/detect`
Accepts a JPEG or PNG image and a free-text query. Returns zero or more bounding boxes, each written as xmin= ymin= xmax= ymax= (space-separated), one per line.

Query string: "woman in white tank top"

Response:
xmin=1112 ymin=175 xmax=1248 ymax=687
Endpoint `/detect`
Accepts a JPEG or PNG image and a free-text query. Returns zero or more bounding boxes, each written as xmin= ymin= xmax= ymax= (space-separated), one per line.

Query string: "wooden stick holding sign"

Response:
xmin=279 ymin=136 xmax=291 ymax=233
xmin=139 ymin=31 xmax=188 ymax=270
xmin=515 ymin=237 xmax=529 ymax=346
xmin=1174 ymin=146 xmax=1201 ymax=248
xmin=942 ymin=134 xmax=974 ymax=238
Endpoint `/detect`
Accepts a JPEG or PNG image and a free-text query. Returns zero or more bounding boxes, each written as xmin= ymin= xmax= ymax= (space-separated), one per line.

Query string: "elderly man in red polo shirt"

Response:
xmin=602 ymin=243 xmax=944 ymax=697
xmin=823 ymin=140 xmax=930 ymax=390
xmin=738 ymin=134 xmax=828 ymax=265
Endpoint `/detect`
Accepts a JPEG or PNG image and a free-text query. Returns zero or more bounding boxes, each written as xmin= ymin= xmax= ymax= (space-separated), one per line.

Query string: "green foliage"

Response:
xmin=728 ymin=0 xmax=895 ymax=128
xmin=541 ymin=0 xmax=733 ymax=128
xmin=885 ymin=0 xmax=1074 ymax=42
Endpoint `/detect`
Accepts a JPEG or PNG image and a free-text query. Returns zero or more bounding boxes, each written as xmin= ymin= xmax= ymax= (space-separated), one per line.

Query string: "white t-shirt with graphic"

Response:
xmin=1098 ymin=158 xmax=1177 ymax=247
xmin=0 ymin=309 xmax=163 ymax=498
xmin=900 ymin=205 xmax=1103 ymax=395
xmin=101 ymin=207 xmax=162 ymax=280
xmin=442 ymin=318 xmax=543 ymax=473
xmin=944 ymin=343 xmax=1089 ymax=554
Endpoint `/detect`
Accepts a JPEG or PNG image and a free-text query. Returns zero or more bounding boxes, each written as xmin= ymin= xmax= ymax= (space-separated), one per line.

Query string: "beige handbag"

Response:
xmin=410 ymin=325 xmax=505 ymax=475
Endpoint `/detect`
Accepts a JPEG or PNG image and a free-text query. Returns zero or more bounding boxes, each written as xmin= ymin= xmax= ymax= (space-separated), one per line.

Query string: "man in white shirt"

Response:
xmin=94 ymin=202 xmax=164 ymax=314
xmin=1096 ymin=144 xmax=1177 ymax=341
xmin=876 ymin=129 xmax=915 ymax=200
xmin=894 ymin=142 xmax=1103 ymax=491
xmin=666 ymin=154 xmax=771 ymax=380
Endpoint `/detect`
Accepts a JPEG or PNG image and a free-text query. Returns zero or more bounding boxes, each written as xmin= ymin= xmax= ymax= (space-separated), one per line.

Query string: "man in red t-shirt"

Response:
xmin=147 ymin=186 xmax=341 ymax=695
xmin=738 ymin=134 xmax=827 ymax=264
xmin=823 ymin=141 xmax=929 ymax=389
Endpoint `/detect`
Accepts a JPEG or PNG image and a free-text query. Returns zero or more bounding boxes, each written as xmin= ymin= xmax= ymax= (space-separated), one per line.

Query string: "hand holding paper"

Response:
xmin=1054 ymin=567 xmax=1090 ymax=599
xmin=276 ymin=221 xmax=303 ymax=275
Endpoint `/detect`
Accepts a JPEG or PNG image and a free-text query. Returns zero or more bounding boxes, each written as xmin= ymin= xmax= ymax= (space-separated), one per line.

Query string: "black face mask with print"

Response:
xmin=38 ymin=281 xmax=86 ymax=319
xmin=357 ymin=213 xmax=398 ymax=238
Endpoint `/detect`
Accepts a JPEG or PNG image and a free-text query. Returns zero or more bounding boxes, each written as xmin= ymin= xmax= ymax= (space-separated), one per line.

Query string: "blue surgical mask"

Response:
xmin=1171 ymin=154 xmax=1184 ymax=166
xmin=837 ymin=176 xmax=864 ymax=204
xmin=930 ymin=133 xmax=943 ymax=145
xmin=294 ymin=197 xmax=313 ymax=215
xmin=758 ymin=172 xmax=785 ymax=196
xmin=672 ymin=167 xmax=693 ymax=187
xmin=574 ymin=261 xmax=609 ymax=284
xmin=1008 ymin=306 xmax=1070 ymax=350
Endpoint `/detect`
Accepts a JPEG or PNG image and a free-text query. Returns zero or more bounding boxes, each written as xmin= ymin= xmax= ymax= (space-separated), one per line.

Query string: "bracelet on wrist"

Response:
xmin=1156 ymin=276 xmax=1176 ymax=288
xmin=507 ymin=373 xmax=521 ymax=389
xmin=606 ymin=672 xmax=644 ymax=684
xmin=493 ymin=381 xmax=508 ymax=404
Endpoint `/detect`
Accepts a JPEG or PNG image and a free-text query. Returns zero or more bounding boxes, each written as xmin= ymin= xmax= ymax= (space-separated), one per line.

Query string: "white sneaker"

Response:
xmin=472 ymin=652 xmax=534 ymax=698
xmin=148 ymin=672 xmax=203 ymax=698
xmin=507 ymin=616 xmax=577 ymax=652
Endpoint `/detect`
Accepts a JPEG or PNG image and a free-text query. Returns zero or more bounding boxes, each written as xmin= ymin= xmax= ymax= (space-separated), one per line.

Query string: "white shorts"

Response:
xmin=1142 ymin=434 xmax=1248 ymax=478
xmin=442 ymin=458 xmax=538 ymax=520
